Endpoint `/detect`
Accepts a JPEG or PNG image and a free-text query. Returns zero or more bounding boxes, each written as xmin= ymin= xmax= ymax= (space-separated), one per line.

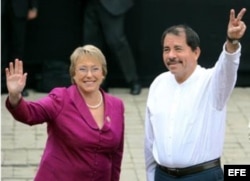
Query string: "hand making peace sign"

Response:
xmin=227 ymin=8 xmax=247 ymax=40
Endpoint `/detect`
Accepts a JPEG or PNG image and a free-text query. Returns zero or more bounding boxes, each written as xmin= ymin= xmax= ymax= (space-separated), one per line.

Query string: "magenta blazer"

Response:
xmin=6 ymin=85 xmax=125 ymax=181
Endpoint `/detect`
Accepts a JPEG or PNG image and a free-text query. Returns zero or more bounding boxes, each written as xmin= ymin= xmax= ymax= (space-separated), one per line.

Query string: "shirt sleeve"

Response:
xmin=144 ymin=106 xmax=157 ymax=181
xmin=211 ymin=42 xmax=241 ymax=110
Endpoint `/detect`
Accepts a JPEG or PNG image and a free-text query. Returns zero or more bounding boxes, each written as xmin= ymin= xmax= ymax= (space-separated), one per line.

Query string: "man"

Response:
xmin=144 ymin=8 xmax=247 ymax=181
xmin=1 ymin=0 xmax=38 ymax=96
xmin=82 ymin=0 xmax=141 ymax=95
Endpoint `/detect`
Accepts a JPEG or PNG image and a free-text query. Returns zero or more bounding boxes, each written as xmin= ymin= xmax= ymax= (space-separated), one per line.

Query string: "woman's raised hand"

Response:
xmin=5 ymin=59 xmax=27 ymax=98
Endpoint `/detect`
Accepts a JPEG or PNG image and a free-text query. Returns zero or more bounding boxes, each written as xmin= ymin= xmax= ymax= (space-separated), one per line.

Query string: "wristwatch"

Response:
xmin=227 ymin=36 xmax=240 ymax=45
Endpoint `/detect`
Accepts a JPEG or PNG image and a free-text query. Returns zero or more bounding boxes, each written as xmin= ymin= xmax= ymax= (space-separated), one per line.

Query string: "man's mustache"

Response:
xmin=166 ymin=59 xmax=182 ymax=65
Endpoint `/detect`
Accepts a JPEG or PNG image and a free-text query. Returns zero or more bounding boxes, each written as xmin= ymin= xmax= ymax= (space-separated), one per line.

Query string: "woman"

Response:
xmin=5 ymin=45 xmax=125 ymax=181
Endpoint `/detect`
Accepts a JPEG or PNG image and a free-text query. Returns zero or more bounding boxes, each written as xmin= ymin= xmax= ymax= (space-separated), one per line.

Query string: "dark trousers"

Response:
xmin=1 ymin=2 xmax=27 ymax=92
xmin=83 ymin=0 xmax=138 ymax=84
xmin=155 ymin=165 xmax=224 ymax=181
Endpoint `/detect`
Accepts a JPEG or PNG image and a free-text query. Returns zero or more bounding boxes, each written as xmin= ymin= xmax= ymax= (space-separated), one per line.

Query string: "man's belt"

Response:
xmin=158 ymin=158 xmax=221 ymax=177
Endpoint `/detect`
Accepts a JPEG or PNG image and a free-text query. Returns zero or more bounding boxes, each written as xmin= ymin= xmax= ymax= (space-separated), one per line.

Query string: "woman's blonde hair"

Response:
xmin=69 ymin=45 xmax=107 ymax=84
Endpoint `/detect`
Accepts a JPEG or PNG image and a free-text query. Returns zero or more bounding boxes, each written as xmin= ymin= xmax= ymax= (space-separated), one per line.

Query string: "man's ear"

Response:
xmin=194 ymin=47 xmax=201 ymax=61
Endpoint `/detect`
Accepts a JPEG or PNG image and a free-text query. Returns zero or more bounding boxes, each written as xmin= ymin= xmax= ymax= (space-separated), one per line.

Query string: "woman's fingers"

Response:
xmin=8 ymin=59 xmax=24 ymax=75
xmin=9 ymin=62 xmax=14 ymax=75
xmin=14 ymin=59 xmax=20 ymax=74
xmin=18 ymin=59 xmax=23 ymax=75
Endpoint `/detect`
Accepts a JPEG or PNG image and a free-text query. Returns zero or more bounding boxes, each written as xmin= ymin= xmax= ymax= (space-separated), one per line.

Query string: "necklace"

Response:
xmin=86 ymin=91 xmax=103 ymax=109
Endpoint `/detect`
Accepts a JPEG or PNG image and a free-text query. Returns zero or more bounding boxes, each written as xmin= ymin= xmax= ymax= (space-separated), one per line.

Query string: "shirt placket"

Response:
xmin=166 ymin=86 xmax=181 ymax=162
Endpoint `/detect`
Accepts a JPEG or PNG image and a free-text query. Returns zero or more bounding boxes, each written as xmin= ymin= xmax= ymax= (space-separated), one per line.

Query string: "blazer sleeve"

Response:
xmin=5 ymin=88 xmax=66 ymax=125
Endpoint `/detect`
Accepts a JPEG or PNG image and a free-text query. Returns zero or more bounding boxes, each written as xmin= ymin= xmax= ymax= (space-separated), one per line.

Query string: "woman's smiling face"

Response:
xmin=73 ymin=55 xmax=104 ymax=93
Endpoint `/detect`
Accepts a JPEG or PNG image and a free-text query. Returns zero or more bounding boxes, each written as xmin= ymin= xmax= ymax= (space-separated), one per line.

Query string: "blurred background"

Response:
xmin=22 ymin=0 xmax=250 ymax=90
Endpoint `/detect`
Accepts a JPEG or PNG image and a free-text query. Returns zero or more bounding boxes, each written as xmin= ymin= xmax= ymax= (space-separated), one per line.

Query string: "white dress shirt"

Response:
xmin=144 ymin=43 xmax=241 ymax=181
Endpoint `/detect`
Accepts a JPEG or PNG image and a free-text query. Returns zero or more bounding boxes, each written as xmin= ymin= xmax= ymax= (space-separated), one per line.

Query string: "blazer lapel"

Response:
xmin=67 ymin=85 xmax=99 ymax=130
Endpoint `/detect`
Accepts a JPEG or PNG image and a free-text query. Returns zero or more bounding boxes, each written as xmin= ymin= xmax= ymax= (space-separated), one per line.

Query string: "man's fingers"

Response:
xmin=229 ymin=8 xmax=247 ymax=25
xmin=229 ymin=9 xmax=235 ymax=23
xmin=236 ymin=8 xmax=247 ymax=21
